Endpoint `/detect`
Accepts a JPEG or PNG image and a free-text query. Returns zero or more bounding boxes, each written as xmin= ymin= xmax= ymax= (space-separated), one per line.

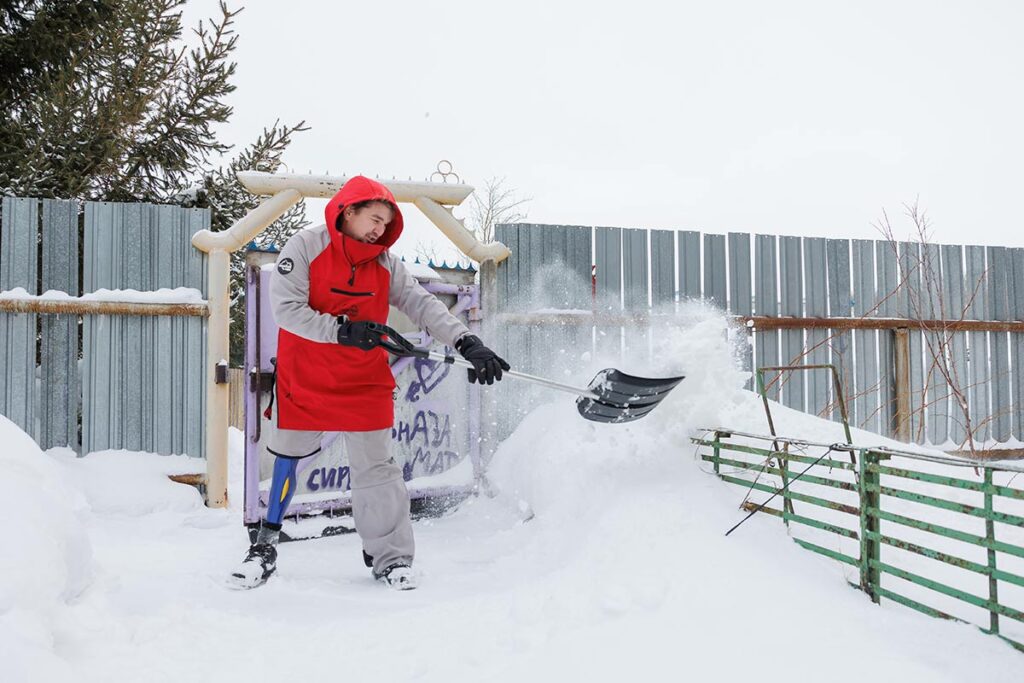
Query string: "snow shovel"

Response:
xmin=372 ymin=323 xmax=684 ymax=424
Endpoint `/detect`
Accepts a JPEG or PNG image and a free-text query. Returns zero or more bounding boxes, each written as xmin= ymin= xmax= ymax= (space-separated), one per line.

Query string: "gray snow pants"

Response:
xmin=267 ymin=425 xmax=414 ymax=575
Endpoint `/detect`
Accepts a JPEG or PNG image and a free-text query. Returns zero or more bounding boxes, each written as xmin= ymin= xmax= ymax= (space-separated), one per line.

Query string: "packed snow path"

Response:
xmin=5 ymin=313 xmax=1022 ymax=681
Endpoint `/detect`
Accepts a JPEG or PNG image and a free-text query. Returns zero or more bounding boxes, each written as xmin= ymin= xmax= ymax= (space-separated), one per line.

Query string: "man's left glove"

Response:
xmin=336 ymin=316 xmax=382 ymax=351
xmin=455 ymin=335 xmax=510 ymax=385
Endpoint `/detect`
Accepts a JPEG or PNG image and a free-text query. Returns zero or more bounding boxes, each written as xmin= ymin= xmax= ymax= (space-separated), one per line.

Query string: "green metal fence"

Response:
xmin=693 ymin=428 xmax=1024 ymax=653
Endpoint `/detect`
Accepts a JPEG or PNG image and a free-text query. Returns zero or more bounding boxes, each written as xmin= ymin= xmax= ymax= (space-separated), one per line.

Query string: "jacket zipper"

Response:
xmin=330 ymin=287 xmax=374 ymax=297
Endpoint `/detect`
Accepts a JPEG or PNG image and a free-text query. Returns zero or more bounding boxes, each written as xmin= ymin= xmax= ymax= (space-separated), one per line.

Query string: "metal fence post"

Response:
xmin=859 ymin=449 xmax=881 ymax=603
xmin=984 ymin=467 xmax=1000 ymax=636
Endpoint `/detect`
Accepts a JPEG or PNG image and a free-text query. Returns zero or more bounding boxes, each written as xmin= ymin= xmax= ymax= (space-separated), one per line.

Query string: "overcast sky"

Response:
xmin=182 ymin=1 xmax=1024 ymax=262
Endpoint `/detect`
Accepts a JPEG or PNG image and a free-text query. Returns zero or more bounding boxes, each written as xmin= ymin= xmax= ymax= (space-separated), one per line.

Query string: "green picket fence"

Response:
xmin=693 ymin=429 xmax=1024 ymax=653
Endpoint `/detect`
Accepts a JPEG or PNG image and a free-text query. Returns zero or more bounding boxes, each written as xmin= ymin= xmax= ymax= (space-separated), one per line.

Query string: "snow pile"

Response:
xmin=0 ymin=416 xmax=92 ymax=683
xmin=1 ymin=306 xmax=1022 ymax=681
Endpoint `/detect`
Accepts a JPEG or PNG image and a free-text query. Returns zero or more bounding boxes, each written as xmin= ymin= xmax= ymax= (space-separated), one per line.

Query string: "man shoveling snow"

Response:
xmin=229 ymin=176 xmax=509 ymax=591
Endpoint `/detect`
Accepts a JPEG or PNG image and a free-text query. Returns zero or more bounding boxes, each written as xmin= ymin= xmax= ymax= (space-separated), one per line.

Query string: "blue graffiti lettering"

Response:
xmin=405 ymin=357 xmax=451 ymax=402
xmin=306 ymin=466 xmax=351 ymax=492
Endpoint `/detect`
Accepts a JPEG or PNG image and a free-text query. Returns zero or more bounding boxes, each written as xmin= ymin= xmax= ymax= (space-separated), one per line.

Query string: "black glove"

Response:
xmin=336 ymin=317 xmax=383 ymax=351
xmin=456 ymin=335 xmax=510 ymax=385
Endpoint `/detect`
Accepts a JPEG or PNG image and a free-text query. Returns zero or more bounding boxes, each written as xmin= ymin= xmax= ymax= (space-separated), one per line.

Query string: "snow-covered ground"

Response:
xmin=3 ymin=309 xmax=1023 ymax=682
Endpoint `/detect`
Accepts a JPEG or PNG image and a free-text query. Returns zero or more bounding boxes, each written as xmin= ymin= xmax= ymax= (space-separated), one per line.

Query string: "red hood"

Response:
xmin=324 ymin=175 xmax=404 ymax=249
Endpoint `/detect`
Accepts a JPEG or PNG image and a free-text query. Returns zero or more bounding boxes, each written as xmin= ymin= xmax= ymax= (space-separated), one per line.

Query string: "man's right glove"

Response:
xmin=336 ymin=317 xmax=383 ymax=351
xmin=455 ymin=335 xmax=510 ymax=385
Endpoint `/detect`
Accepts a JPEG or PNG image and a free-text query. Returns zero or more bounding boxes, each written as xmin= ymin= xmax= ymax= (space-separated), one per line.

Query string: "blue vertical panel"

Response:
xmin=826 ymin=238 xmax=852 ymax=424
xmin=804 ymin=238 xmax=829 ymax=417
xmin=754 ymin=234 xmax=779 ymax=399
xmin=941 ymin=245 xmax=967 ymax=446
xmin=678 ymin=231 xmax=701 ymax=300
xmin=622 ymin=228 xmax=649 ymax=311
xmin=39 ymin=199 xmax=80 ymax=450
xmin=650 ymin=230 xmax=675 ymax=308
xmin=1010 ymin=248 xmax=1024 ymax=441
xmin=703 ymin=234 xmax=726 ymax=309
xmin=0 ymin=197 xmax=39 ymax=438
xmin=852 ymin=239 xmax=879 ymax=434
xmin=728 ymin=233 xmax=752 ymax=388
xmin=921 ymin=243 xmax=947 ymax=445
xmin=987 ymin=246 xmax=1011 ymax=442
xmin=964 ymin=245 xmax=989 ymax=443
xmin=875 ymin=241 xmax=899 ymax=437
xmin=779 ymin=236 xmax=804 ymax=411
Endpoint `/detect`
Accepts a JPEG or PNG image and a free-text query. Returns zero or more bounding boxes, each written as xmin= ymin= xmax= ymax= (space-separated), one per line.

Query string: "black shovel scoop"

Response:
xmin=372 ymin=323 xmax=684 ymax=424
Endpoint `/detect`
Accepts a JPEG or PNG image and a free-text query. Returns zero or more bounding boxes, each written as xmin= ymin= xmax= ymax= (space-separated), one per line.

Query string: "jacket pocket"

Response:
xmin=330 ymin=288 xmax=374 ymax=297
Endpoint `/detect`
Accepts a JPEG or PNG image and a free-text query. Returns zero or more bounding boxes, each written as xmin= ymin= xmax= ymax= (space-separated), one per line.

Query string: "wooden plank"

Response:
xmin=0 ymin=196 xmax=39 ymax=438
xmin=778 ymin=236 xmax=804 ymax=411
xmin=39 ymin=199 xmax=80 ymax=450
xmin=650 ymin=229 xmax=675 ymax=308
xmin=804 ymin=238 xmax=829 ymax=417
xmin=754 ymin=234 xmax=779 ymax=400
xmin=678 ymin=231 xmax=701 ymax=300
xmin=965 ymin=245 xmax=990 ymax=443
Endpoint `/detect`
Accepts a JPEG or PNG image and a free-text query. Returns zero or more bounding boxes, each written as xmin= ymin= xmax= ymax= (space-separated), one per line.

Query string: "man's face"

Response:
xmin=342 ymin=202 xmax=394 ymax=244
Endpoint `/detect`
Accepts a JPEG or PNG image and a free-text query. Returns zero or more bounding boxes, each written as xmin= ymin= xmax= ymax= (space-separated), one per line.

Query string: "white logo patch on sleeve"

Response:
xmin=277 ymin=258 xmax=294 ymax=275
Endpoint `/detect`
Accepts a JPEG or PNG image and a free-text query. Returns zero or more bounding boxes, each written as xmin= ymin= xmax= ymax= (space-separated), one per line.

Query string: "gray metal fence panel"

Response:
xmin=852 ymin=239 xmax=879 ymax=433
xmin=987 ymin=246 xmax=1011 ymax=442
xmin=1010 ymin=247 xmax=1024 ymax=441
xmin=876 ymin=241 xmax=898 ymax=437
xmin=490 ymin=223 xmax=1023 ymax=447
xmin=0 ymin=196 xmax=39 ymax=438
xmin=650 ymin=229 xmax=675 ymax=307
xmin=703 ymin=234 xmax=726 ymax=309
xmin=964 ymin=245 xmax=989 ymax=443
xmin=754 ymin=234 xmax=779 ymax=399
xmin=39 ymin=199 xmax=80 ymax=450
xmin=779 ymin=236 xmax=804 ymax=411
xmin=83 ymin=201 xmax=208 ymax=458
xmin=622 ymin=228 xmax=649 ymax=310
xmin=826 ymin=238 xmax=852 ymax=424
xmin=728 ymin=233 xmax=752 ymax=388
xmin=941 ymin=244 xmax=967 ymax=446
xmin=595 ymin=227 xmax=622 ymax=311
xmin=804 ymin=238 xmax=829 ymax=417
xmin=897 ymin=242 xmax=925 ymax=442
xmin=921 ymin=243 xmax=947 ymax=445
xmin=678 ymin=231 xmax=701 ymax=300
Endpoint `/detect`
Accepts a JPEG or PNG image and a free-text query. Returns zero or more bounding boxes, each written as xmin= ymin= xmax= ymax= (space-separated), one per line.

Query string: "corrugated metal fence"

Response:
xmin=494 ymin=223 xmax=1024 ymax=447
xmin=0 ymin=196 xmax=209 ymax=457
